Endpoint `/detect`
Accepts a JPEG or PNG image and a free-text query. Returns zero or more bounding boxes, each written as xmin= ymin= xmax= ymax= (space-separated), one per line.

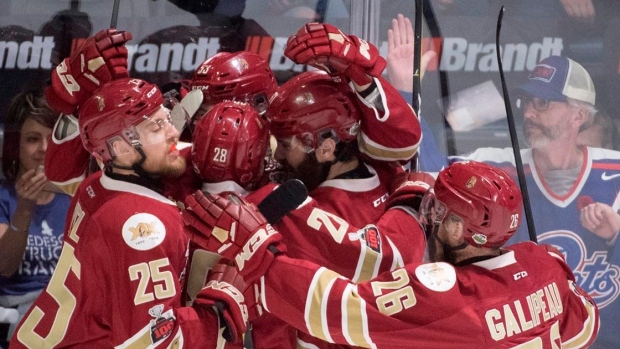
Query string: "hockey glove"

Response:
xmin=182 ymin=191 xmax=285 ymax=284
xmin=284 ymin=22 xmax=386 ymax=86
xmin=45 ymin=28 xmax=132 ymax=115
xmin=385 ymin=171 xmax=435 ymax=212
xmin=194 ymin=263 xmax=262 ymax=343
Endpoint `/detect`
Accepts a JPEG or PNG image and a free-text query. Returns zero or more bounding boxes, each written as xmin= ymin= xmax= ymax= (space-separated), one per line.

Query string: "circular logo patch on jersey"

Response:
xmin=122 ymin=213 xmax=166 ymax=251
xmin=415 ymin=262 xmax=457 ymax=292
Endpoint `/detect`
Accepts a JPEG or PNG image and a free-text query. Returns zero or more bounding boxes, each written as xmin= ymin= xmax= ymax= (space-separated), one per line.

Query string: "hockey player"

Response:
xmin=236 ymin=22 xmax=425 ymax=349
xmin=10 ymin=78 xmax=261 ymax=348
xmin=188 ymin=160 xmax=601 ymax=349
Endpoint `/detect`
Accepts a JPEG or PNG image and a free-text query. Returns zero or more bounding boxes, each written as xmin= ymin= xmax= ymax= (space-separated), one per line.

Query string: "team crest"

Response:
xmin=148 ymin=304 xmax=176 ymax=343
xmin=237 ymin=57 xmax=249 ymax=70
xmin=122 ymin=213 xmax=166 ymax=251
xmin=415 ymin=262 xmax=456 ymax=292
xmin=466 ymin=176 xmax=477 ymax=189
xmin=530 ymin=64 xmax=556 ymax=82
xmin=303 ymin=92 xmax=315 ymax=105
xmin=472 ymin=233 xmax=487 ymax=245
xmin=96 ymin=96 xmax=105 ymax=112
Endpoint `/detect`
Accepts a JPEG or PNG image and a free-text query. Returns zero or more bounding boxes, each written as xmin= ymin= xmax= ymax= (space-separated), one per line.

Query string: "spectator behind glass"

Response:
xmin=0 ymin=90 xmax=71 ymax=345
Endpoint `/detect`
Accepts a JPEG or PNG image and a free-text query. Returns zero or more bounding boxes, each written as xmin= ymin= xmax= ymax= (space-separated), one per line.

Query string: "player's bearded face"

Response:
xmin=280 ymin=150 xmax=331 ymax=192
xmin=136 ymin=108 xmax=187 ymax=178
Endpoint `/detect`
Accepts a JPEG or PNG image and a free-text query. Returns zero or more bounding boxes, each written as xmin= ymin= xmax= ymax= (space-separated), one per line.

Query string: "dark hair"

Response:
xmin=2 ymin=89 xmax=59 ymax=181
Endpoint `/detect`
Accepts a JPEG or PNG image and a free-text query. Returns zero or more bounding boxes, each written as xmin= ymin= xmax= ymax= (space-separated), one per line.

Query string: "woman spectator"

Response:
xmin=0 ymin=90 xmax=71 ymax=345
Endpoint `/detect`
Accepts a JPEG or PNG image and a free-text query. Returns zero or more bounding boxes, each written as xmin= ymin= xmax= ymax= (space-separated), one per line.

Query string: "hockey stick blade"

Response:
xmin=258 ymin=179 xmax=308 ymax=225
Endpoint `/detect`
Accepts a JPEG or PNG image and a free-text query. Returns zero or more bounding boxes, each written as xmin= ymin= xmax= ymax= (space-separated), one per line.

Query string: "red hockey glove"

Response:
xmin=385 ymin=171 xmax=435 ymax=212
xmin=284 ymin=22 xmax=386 ymax=86
xmin=45 ymin=28 xmax=132 ymax=115
xmin=194 ymin=263 xmax=262 ymax=343
xmin=182 ymin=191 xmax=286 ymax=284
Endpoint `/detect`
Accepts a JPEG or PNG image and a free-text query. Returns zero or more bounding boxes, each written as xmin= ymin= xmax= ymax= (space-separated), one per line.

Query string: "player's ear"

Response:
xmin=316 ymin=138 xmax=336 ymax=162
xmin=109 ymin=136 xmax=136 ymax=166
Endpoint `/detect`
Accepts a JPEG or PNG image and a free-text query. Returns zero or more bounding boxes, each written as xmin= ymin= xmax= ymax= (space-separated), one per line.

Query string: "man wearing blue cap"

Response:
xmin=457 ymin=55 xmax=619 ymax=348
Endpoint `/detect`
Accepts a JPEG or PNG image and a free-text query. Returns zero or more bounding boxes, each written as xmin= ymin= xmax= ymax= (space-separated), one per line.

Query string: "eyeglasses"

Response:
xmin=516 ymin=96 xmax=550 ymax=112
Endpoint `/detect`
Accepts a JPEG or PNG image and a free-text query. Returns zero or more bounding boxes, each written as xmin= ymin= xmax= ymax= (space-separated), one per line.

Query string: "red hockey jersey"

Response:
xmin=11 ymin=172 xmax=224 ymax=348
xmin=261 ymin=242 xmax=599 ymax=349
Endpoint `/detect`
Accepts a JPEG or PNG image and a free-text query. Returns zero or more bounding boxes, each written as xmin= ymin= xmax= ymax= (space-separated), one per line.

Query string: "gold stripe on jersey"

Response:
xmin=306 ymin=268 xmax=339 ymax=342
xmin=342 ymin=284 xmax=376 ymax=348
xmin=562 ymin=281 xmax=599 ymax=349
xmin=114 ymin=325 xmax=153 ymax=349
xmin=358 ymin=131 xmax=419 ymax=162
xmin=353 ymin=237 xmax=381 ymax=283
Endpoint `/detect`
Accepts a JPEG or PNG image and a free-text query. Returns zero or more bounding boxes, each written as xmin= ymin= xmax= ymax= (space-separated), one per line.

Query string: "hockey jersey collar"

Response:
xmin=99 ymin=171 xmax=178 ymax=206
xmin=317 ymin=163 xmax=380 ymax=192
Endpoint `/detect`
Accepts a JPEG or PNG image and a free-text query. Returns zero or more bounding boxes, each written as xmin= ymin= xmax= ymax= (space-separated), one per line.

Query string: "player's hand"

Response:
xmin=387 ymin=14 xmax=437 ymax=92
xmin=45 ymin=28 xmax=132 ymax=115
xmin=580 ymin=202 xmax=620 ymax=242
xmin=284 ymin=22 xmax=386 ymax=86
xmin=385 ymin=171 xmax=435 ymax=211
xmin=194 ymin=263 xmax=262 ymax=343
xmin=182 ymin=191 xmax=285 ymax=284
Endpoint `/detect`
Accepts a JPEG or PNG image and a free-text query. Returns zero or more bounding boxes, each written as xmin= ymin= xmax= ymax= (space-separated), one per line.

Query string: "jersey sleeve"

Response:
xmin=354 ymin=76 xmax=421 ymax=163
xmin=262 ymin=245 xmax=601 ymax=349
xmin=277 ymin=200 xmax=425 ymax=283
xmin=44 ymin=114 xmax=90 ymax=196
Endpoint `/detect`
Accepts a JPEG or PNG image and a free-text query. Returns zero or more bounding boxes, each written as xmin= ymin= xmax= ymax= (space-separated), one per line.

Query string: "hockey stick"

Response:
xmin=110 ymin=0 xmax=121 ymax=28
xmin=422 ymin=0 xmax=456 ymax=157
xmin=410 ymin=0 xmax=423 ymax=171
xmin=495 ymin=6 xmax=537 ymax=243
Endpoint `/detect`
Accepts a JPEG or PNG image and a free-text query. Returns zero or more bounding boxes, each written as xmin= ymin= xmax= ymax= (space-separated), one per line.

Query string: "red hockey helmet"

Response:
xmin=191 ymin=101 xmax=269 ymax=187
xmin=78 ymin=78 xmax=164 ymax=163
xmin=421 ymin=161 xmax=523 ymax=248
xmin=189 ymin=51 xmax=277 ymax=113
xmin=266 ymin=70 xmax=359 ymax=149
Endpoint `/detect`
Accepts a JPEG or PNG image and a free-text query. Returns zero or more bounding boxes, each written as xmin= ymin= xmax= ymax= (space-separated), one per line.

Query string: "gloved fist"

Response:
xmin=182 ymin=191 xmax=285 ymax=283
xmin=194 ymin=263 xmax=262 ymax=343
xmin=284 ymin=23 xmax=386 ymax=86
xmin=45 ymin=28 xmax=132 ymax=114
xmin=385 ymin=171 xmax=435 ymax=212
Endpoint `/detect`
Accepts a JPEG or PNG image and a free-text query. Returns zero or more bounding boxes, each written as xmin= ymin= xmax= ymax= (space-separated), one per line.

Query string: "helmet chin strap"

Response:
xmin=108 ymin=143 xmax=155 ymax=181
xmin=130 ymin=145 xmax=157 ymax=180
